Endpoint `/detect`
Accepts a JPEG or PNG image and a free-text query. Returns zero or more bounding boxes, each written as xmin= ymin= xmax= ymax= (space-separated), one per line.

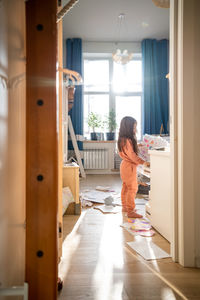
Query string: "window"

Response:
xmin=113 ymin=60 xmax=142 ymax=93
xmin=84 ymin=60 xmax=109 ymax=92
xmin=83 ymin=59 xmax=110 ymax=137
xmin=84 ymin=94 xmax=109 ymax=134
xmin=116 ymin=96 xmax=142 ymax=140
xmin=83 ymin=56 xmax=142 ymax=140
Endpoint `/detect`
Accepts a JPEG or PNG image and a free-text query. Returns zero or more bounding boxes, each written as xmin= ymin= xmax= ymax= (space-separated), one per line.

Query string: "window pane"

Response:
xmin=84 ymin=94 xmax=109 ymax=136
xmin=113 ymin=60 xmax=142 ymax=93
xmin=116 ymin=96 xmax=142 ymax=140
xmin=84 ymin=60 xmax=109 ymax=92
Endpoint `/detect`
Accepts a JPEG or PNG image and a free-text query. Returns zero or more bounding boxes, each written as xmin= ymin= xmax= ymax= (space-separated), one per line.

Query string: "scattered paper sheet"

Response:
xmin=93 ymin=205 xmax=121 ymax=214
xmin=81 ymin=190 xmax=121 ymax=205
xmin=121 ymin=220 xmax=155 ymax=237
xmin=127 ymin=240 xmax=171 ymax=260
xmin=81 ymin=199 xmax=93 ymax=207
xmin=138 ymin=230 xmax=155 ymax=237
xmin=121 ymin=224 xmax=155 ymax=237
xmin=95 ymin=186 xmax=115 ymax=192
xmin=81 ymin=191 xmax=148 ymax=206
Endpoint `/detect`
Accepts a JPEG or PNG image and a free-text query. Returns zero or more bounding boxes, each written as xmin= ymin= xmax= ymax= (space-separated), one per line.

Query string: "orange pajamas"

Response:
xmin=119 ymin=139 xmax=144 ymax=213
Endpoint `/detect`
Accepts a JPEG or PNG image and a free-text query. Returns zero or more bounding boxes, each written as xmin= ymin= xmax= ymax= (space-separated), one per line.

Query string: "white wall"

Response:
xmin=63 ymin=41 xmax=141 ymax=67
xmin=0 ymin=0 xmax=26 ymax=292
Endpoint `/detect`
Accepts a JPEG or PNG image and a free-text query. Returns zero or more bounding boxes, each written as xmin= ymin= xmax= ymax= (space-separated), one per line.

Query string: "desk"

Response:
xmin=63 ymin=162 xmax=80 ymax=214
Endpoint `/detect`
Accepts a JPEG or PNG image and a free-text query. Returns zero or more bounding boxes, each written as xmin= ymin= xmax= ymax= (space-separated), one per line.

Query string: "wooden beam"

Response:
xmin=57 ymin=0 xmax=79 ymax=23
xmin=25 ymin=0 xmax=58 ymax=299
xmin=57 ymin=5 xmax=63 ymax=261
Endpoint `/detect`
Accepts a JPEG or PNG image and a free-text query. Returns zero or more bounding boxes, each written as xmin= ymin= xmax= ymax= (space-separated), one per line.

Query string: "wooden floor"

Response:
xmin=59 ymin=175 xmax=200 ymax=300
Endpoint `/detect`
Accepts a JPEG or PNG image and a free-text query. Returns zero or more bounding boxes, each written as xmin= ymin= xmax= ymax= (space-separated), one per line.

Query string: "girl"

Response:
xmin=118 ymin=116 xmax=148 ymax=218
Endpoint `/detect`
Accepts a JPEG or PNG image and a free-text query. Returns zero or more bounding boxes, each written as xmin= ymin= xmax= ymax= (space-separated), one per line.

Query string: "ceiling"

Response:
xmin=62 ymin=0 xmax=169 ymax=42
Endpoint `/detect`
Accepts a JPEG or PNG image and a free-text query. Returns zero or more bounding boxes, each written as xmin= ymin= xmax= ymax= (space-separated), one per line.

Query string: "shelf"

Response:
xmin=138 ymin=166 xmax=151 ymax=179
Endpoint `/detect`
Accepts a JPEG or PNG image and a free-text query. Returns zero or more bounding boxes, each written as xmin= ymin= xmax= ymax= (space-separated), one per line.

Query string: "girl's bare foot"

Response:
xmin=127 ymin=211 xmax=143 ymax=218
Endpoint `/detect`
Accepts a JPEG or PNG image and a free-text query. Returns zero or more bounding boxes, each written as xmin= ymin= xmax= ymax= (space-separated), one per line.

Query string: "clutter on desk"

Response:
xmin=138 ymin=134 xmax=170 ymax=161
xmin=137 ymin=183 xmax=150 ymax=195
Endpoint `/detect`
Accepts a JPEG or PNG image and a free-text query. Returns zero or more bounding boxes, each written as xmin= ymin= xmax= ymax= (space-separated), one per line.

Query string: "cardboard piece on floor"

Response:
xmin=94 ymin=205 xmax=121 ymax=214
xmin=127 ymin=240 xmax=171 ymax=260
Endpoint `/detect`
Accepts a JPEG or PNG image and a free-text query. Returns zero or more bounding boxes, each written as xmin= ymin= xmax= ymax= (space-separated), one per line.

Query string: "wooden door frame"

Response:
xmin=24 ymin=1 xmax=199 ymax=298
xmin=25 ymin=0 xmax=58 ymax=299
xmin=169 ymin=0 xmax=179 ymax=263
xmin=170 ymin=0 xmax=199 ymax=267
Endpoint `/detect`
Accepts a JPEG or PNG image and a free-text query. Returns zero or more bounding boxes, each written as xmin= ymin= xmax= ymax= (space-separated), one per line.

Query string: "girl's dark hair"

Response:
xmin=117 ymin=116 xmax=138 ymax=154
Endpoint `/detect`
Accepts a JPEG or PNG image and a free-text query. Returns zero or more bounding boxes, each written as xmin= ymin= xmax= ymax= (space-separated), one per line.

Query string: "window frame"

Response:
xmin=83 ymin=54 xmax=143 ymax=140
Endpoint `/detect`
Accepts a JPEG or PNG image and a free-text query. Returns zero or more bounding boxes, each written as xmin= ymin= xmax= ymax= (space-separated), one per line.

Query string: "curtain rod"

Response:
xmin=57 ymin=0 xmax=79 ymax=23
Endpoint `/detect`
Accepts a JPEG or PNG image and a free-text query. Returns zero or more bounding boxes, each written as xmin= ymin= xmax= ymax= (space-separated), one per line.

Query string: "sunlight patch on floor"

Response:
xmin=146 ymin=237 xmax=160 ymax=272
xmin=125 ymin=246 xmax=189 ymax=300
xmin=161 ymin=287 xmax=177 ymax=300
xmin=59 ymin=211 xmax=87 ymax=280
xmin=92 ymin=213 xmax=124 ymax=300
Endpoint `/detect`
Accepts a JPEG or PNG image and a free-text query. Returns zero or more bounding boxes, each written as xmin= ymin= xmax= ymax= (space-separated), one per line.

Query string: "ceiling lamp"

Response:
xmin=112 ymin=49 xmax=133 ymax=65
xmin=152 ymin=0 xmax=170 ymax=8
xmin=112 ymin=13 xmax=133 ymax=65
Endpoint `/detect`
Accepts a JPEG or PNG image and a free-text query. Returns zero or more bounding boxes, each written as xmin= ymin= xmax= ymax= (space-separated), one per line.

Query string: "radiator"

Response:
xmin=83 ymin=149 xmax=109 ymax=169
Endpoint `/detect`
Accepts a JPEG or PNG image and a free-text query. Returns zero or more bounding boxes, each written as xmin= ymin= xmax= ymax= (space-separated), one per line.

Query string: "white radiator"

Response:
xmin=83 ymin=149 xmax=109 ymax=169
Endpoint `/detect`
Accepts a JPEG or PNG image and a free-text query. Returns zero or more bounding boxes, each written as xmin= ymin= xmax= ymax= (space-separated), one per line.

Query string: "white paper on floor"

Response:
xmin=81 ymin=191 xmax=148 ymax=206
xmin=81 ymin=190 xmax=121 ymax=205
xmin=121 ymin=223 xmax=140 ymax=236
xmin=93 ymin=205 xmax=121 ymax=214
xmin=81 ymin=199 xmax=93 ymax=207
xmin=95 ymin=186 xmax=115 ymax=192
xmin=121 ymin=222 xmax=155 ymax=237
xmin=127 ymin=240 xmax=171 ymax=260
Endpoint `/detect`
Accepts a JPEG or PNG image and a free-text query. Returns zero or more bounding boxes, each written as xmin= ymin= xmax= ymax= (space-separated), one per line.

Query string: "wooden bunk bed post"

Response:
xmin=25 ymin=0 xmax=58 ymax=299
xmin=57 ymin=0 xmax=64 ymax=263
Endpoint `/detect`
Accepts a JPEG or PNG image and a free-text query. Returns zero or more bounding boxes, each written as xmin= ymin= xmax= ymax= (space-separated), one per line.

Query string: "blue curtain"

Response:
xmin=142 ymin=39 xmax=169 ymax=134
xmin=66 ymin=38 xmax=83 ymax=152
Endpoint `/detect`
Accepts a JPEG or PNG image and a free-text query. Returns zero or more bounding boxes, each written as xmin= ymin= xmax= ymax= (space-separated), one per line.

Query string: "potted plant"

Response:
xmin=87 ymin=112 xmax=102 ymax=140
xmin=105 ymin=109 xmax=117 ymax=140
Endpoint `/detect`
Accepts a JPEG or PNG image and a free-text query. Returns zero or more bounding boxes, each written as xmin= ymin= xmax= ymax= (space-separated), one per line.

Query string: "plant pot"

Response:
xmin=106 ymin=132 xmax=115 ymax=140
xmin=90 ymin=132 xmax=98 ymax=140
xmin=90 ymin=132 xmax=104 ymax=141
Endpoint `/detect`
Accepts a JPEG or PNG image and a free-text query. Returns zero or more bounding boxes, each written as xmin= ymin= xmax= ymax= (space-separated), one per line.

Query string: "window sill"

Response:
xmin=83 ymin=140 xmax=117 ymax=143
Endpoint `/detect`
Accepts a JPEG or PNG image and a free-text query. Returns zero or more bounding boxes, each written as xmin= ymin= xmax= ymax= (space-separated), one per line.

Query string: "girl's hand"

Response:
xmin=144 ymin=161 xmax=150 ymax=168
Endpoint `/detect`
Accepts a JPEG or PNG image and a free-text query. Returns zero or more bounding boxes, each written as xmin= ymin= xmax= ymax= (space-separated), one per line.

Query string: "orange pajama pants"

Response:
xmin=120 ymin=160 xmax=138 ymax=212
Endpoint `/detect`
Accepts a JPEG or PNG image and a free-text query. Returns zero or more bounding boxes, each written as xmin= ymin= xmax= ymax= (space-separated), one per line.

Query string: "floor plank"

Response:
xmin=59 ymin=175 xmax=200 ymax=300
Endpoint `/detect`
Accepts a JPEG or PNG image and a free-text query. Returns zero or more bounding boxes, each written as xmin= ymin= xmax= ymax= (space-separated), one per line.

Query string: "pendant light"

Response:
xmin=112 ymin=13 xmax=133 ymax=65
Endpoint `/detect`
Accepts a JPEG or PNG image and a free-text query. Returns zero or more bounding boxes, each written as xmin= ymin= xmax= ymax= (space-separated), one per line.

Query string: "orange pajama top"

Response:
xmin=119 ymin=139 xmax=144 ymax=184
